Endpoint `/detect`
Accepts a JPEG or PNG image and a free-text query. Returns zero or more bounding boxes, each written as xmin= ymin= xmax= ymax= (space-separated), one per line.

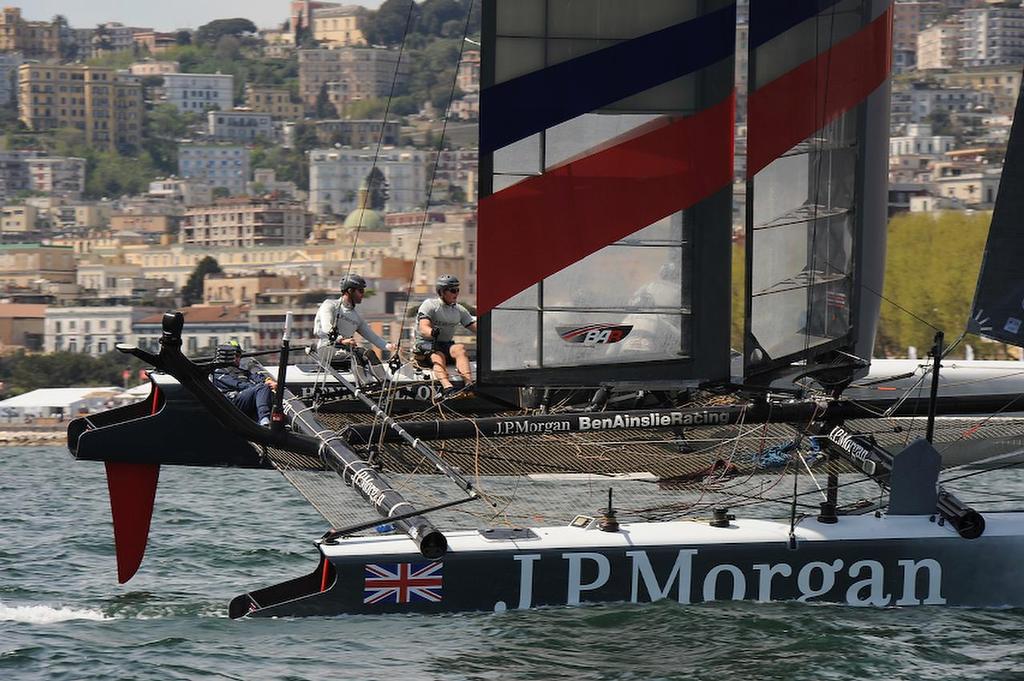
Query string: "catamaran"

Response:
xmin=68 ymin=0 xmax=1024 ymax=616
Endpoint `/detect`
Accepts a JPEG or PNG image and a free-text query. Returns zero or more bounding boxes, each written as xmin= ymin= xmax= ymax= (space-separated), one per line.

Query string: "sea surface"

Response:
xmin=3 ymin=445 xmax=1024 ymax=681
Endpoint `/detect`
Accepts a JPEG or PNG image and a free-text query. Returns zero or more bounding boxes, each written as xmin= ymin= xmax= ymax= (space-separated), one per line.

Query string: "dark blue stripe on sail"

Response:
xmin=749 ymin=0 xmax=846 ymax=49
xmin=480 ymin=3 xmax=735 ymax=154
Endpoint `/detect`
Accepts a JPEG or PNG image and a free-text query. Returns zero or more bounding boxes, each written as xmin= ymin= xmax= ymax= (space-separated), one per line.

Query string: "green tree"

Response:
xmin=315 ymin=83 xmax=338 ymax=119
xmin=195 ymin=18 xmax=257 ymax=47
xmin=143 ymin=104 xmax=196 ymax=174
xmin=92 ymin=23 xmax=113 ymax=53
xmin=875 ymin=211 xmax=1003 ymax=359
xmin=345 ymin=97 xmax=388 ymax=119
xmin=420 ymin=0 xmax=463 ymax=36
xmin=175 ymin=30 xmax=192 ymax=46
xmin=368 ymin=0 xmax=421 ymax=45
xmin=365 ymin=167 xmax=390 ymax=210
xmin=181 ymin=256 xmax=223 ymax=306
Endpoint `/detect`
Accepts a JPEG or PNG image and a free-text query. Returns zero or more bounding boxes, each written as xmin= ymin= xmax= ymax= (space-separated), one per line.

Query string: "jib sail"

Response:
xmin=968 ymin=71 xmax=1024 ymax=347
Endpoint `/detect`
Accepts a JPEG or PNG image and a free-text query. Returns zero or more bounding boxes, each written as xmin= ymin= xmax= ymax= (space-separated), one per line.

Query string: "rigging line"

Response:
xmin=344 ymin=0 xmax=418 ymax=276
xmin=396 ymin=0 xmax=477 ymax=347
xmin=728 ymin=460 xmax=893 ymax=505
xmin=939 ymin=459 xmax=1024 ymax=485
xmin=816 ymin=254 xmax=942 ymax=333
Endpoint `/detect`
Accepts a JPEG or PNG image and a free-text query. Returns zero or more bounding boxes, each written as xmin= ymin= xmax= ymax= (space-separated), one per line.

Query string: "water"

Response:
xmin=3 ymin=446 xmax=1024 ymax=680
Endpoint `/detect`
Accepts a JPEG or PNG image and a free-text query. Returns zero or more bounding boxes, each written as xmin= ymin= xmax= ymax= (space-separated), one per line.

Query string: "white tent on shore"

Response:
xmin=0 ymin=387 xmax=121 ymax=421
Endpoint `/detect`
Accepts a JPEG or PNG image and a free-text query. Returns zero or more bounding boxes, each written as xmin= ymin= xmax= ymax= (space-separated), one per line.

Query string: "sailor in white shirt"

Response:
xmin=314 ymin=274 xmax=396 ymax=363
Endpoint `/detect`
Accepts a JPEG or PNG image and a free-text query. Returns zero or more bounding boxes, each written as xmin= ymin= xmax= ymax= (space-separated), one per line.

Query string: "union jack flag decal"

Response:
xmin=363 ymin=561 xmax=443 ymax=605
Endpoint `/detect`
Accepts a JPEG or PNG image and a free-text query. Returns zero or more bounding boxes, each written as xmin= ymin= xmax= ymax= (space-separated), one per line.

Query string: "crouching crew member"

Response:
xmin=415 ymin=274 xmax=476 ymax=397
xmin=211 ymin=341 xmax=276 ymax=426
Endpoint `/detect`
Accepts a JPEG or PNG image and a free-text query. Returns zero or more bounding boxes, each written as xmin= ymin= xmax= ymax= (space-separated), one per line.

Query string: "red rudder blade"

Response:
xmin=104 ymin=462 xmax=160 ymax=583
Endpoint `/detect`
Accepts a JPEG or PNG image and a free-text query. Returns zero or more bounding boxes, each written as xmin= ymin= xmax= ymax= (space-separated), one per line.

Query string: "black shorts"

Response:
xmin=415 ymin=339 xmax=454 ymax=361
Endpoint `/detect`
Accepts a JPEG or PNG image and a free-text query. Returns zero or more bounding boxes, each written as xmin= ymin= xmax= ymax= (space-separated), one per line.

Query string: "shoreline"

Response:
xmin=0 ymin=429 xmax=67 ymax=446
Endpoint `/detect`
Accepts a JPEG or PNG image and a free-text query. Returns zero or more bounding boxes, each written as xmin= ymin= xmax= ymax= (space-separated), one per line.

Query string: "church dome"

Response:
xmin=342 ymin=207 xmax=383 ymax=230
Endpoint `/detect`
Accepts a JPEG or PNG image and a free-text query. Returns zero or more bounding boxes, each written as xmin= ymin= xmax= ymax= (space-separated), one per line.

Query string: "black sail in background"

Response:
xmin=968 ymin=70 xmax=1024 ymax=347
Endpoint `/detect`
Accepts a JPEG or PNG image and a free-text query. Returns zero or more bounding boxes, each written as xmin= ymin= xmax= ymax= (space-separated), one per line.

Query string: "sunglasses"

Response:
xmin=444 ymin=287 xmax=460 ymax=294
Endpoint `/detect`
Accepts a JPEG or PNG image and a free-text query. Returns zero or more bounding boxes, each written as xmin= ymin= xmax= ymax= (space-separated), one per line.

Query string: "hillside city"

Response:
xmin=0 ymin=0 xmax=1018 ymax=408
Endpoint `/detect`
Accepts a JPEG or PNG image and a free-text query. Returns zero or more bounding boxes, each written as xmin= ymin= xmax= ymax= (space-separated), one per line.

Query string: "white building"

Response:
xmin=163 ymin=72 xmax=234 ymax=113
xmin=178 ymin=144 xmax=250 ymax=196
xmin=129 ymin=59 xmax=179 ymax=76
xmin=148 ymin=177 xmax=213 ymax=206
xmin=917 ymin=20 xmax=960 ymax=71
xmin=134 ymin=304 xmax=253 ymax=356
xmin=889 ymin=124 xmax=956 ymax=158
xmin=44 ymin=306 xmax=160 ymax=355
xmin=959 ymin=4 xmax=1024 ymax=68
xmin=207 ymin=110 xmax=275 ymax=143
xmin=309 ymin=147 xmax=428 ymax=216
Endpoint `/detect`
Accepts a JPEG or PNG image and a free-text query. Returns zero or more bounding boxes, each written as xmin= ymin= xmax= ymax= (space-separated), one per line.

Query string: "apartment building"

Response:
xmin=17 ymin=64 xmax=144 ymax=152
xmin=244 ymin=85 xmax=303 ymax=119
xmin=44 ymin=305 xmax=158 ymax=355
xmin=134 ymin=305 xmax=253 ymax=356
xmin=0 ymin=243 xmax=76 ymax=287
xmin=960 ymin=3 xmax=1024 ymax=67
xmin=0 ymin=205 xmax=38 ymax=237
xmin=177 ymin=144 xmax=250 ymax=196
xmin=129 ymin=60 xmax=180 ymax=77
xmin=27 ymin=157 xmax=86 ymax=198
xmin=203 ymin=273 xmax=302 ymax=305
xmin=0 ymin=7 xmax=58 ymax=59
xmin=917 ymin=20 xmax=961 ymax=71
xmin=0 ymin=303 xmax=45 ymax=349
xmin=180 ymin=198 xmax=309 ymax=248
xmin=163 ymin=72 xmax=234 ymax=113
xmin=298 ymin=47 xmax=407 ymax=109
xmin=892 ymin=1 xmax=944 ymax=72
xmin=132 ymin=31 xmax=178 ymax=54
xmin=935 ymin=66 xmax=1024 ymax=115
xmin=314 ymin=119 xmax=400 ymax=146
xmin=890 ymin=83 xmax=994 ymax=128
xmin=311 ymin=5 xmax=369 ymax=45
xmin=309 ymin=147 xmax=427 ymax=215
xmin=207 ymin=110 xmax=275 ymax=142
xmin=148 ymin=177 xmax=213 ymax=206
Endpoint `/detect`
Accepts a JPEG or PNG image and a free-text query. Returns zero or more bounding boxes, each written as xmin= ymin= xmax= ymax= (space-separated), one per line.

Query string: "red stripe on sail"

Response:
xmin=478 ymin=93 xmax=734 ymax=314
xmin=746 ymin=6 xmax=892 ymax=177
xmin=104 ymin=462 xmax=160 ymax=583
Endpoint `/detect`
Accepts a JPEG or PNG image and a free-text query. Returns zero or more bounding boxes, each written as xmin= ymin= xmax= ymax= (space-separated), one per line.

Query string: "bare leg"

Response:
xmin=450 ymin=344 xmax=472 ymax=383
xmin=430 ymin=351 xmax=453 ymax=389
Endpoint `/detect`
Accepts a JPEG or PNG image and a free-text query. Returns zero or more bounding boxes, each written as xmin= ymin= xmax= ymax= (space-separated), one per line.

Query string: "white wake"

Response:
xmin=0 ymin=601 xmax=109 ymax=624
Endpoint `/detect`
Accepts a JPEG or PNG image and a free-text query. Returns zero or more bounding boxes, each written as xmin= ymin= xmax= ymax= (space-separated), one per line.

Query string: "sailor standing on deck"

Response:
xmin=314 ymin=274 xmax=397 ymax=362
xmin=415 ymin=274 xmax=476 ymax=397
xmin=211 ymin=341 xmax=276 ymax=427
